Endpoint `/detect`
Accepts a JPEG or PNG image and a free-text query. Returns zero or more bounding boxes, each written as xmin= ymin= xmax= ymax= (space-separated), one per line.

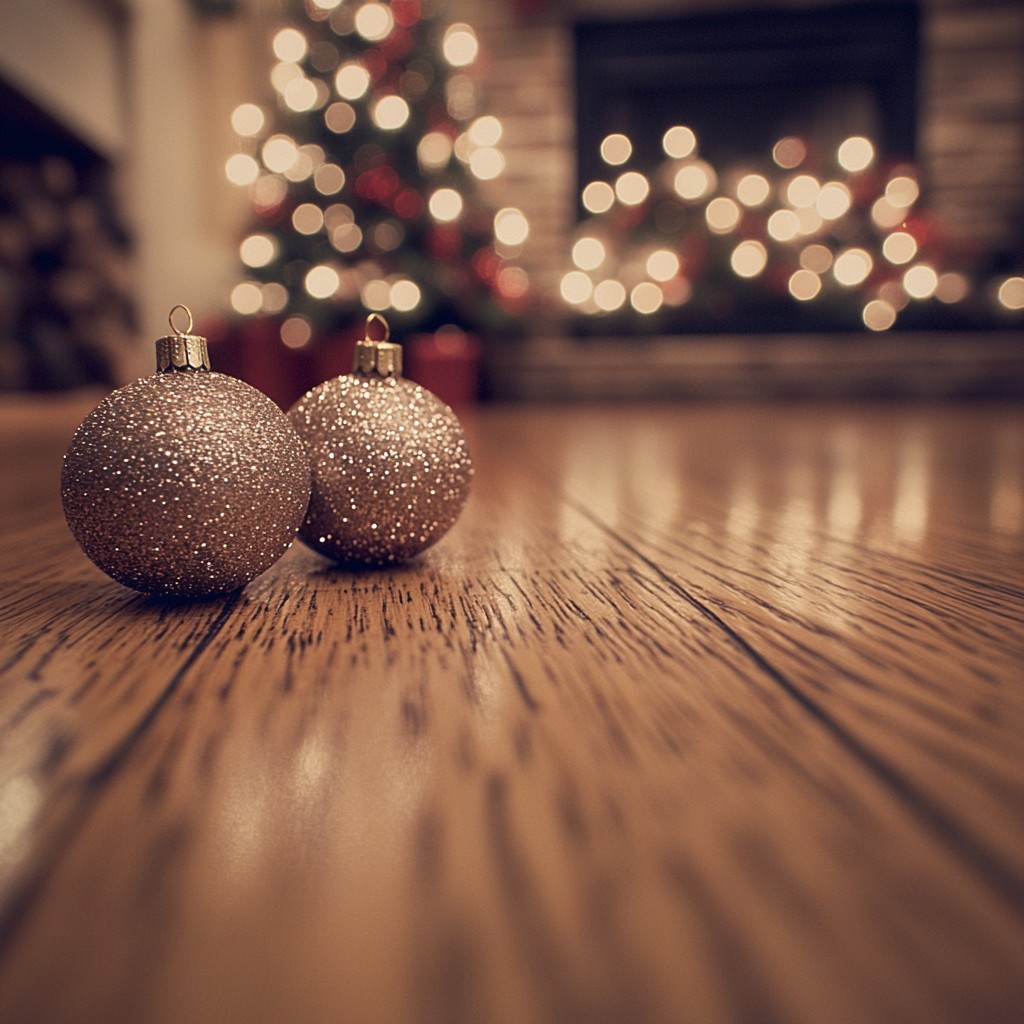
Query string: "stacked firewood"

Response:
xmin=0 ymin=155 xmax=136 ymax=391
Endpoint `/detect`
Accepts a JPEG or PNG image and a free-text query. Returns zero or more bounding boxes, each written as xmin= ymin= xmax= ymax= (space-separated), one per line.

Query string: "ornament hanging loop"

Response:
xmin=168 ymin=304 xmax=195 ymax=337
xmin=354 ymin=312 xmax=402 ymax=378
xmin=156 ymin=303 xmax=210 ymax=372
xmin=366 ymin=312 xmax=390 ymax=342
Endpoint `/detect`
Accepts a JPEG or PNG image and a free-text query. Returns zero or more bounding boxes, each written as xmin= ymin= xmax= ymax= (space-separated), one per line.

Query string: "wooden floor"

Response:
xmin=0 ymin=395 xmax=1022 ymax=1024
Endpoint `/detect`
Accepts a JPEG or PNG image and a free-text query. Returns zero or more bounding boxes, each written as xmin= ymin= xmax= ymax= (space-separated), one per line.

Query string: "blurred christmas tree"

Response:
xmin=224 ymin=0 xmax=531 ymax=351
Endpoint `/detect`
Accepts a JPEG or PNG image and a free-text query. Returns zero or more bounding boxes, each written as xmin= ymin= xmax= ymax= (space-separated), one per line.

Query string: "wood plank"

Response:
xmin=0 ymin=400 xmax=1022 ymax=1024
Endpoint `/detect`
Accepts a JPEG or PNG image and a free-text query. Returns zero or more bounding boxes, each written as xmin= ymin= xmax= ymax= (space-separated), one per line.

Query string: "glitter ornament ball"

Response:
xmin=288 ymin=314 xmax=473 ymax=565
xmin=61 ymin=306 xmax=311 ymax=597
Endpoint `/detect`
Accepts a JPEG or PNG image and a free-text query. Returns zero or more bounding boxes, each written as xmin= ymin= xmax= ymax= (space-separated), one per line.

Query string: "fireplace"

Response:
xmin=568 ymin=2 xmax=942 ymax=336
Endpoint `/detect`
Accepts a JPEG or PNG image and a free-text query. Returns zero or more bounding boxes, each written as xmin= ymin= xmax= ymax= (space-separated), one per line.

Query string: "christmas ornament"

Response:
xmin=288 ymin=313 xmax=473 ymax=565
xmin=62 ymin=305 xmax=311 ymax=597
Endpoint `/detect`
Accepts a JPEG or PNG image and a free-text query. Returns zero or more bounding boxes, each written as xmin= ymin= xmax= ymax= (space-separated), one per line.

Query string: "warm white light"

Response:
xmin=231 ymin=103 xmax=265 ymax=137
xmin=837 ymin=136 xmax=874 ymax=173
xmin=429 ymin=188 xmax=463 ymax=222
xmin=443 ymin=24 xmax=479 ymax=66
xmin=800 ymin=244 xmax=833 ymax=273
xmin=673 ymin=162 xmax=715 ymax=200
xmin=663 ymin=125 xmax=696 ymax=159
xmin=647 ymin=249 xmax=680 ymax=282
xmin=883 ymin=231 xmax=917 ymax=265
xmin=273 ymin=28 xmax=307 ymax=63
xmin=372 ymin=95 xmax=410 ymax=130
xmin=706 ymin=196 xmax=741 ymax=233
xmin=325 ymin=203 xmax=354 ymax=229
xmin=615 ymin=171 xmax=649 ymax=206
xmin=593 ymin=279 xmax=626 ymax=311
xmin=418 ymin=131 xmax=453 ymax=171
xmin=281 ymin=316 xmax=312 ymax=349
xmin=310 ymin=0 xmax=342 ymax=9
xmin=863 ymin=299 xmax=897 ymax=331
xmin=494 ymin=208 xmax=529 ymax=246
xmin=335 ymin=63 xmax=370 ymax=100
xmin=936 ymin=272 xmax=969 ymax=304
xmin=225 ymin=153 xmax=260 ymax=186
xmin=261 ymin=282 xmax=288 ymax=314
xmin=271 ymin=61 xmax=303 ymax=95
xmin=330 ymin=222 xmax=362 ymax=253
xmin=253 ymin=174 xmax=287 ymax=210
xmin=997 ymin=275 xmax=1024 ymax=310
xmin=886 ymin=176 xmax=919 ymax=209
xmin=833 ymin=248 xmax=873 ymax=286
xmin=816 ymin=182 xmax=852 ymax=220
xmin=879 ymin=280 xmax=910 ymax=312
xmin=773 ymin=136 xmax=807 ymax=169
xmin=787 ymin=174 xmax=821 ymax=209
xmin=730 ymin=240 xmax=767 ymax=278
xmin=600 ymin=133 xmax=633 ymax=166
xmin=284 ymin=150 xmax=315 ymax=183
xmin=292 ymin=203 xmax=325 ymax=235
xmin=572 ymin=237 xmax=605 ymax=271
xmin=262 ymin=135 xmax=299 ymax=173
xmin=560 ymin=271 xmax=593 ymax=305
xmin=230 ymin=281 xmax=262 ymax=315
xmin=240 ymin=234 xmax=276 ymax=268
xmin=662 ymin=277 xmax=692 ymax=307
xmin=314 ymin=163 xmax=345 ymax=195
xmin=469 ymin=147 xmax=505 ymax=180
xmin=630 ymin=281 xmax=663 ymax=314
xmin=871 ymin=197 xmax=905 ymax=230
xmin=325 ymin=102 xmax=356 ymax=133
xmin=469 ymin=115 xmax=502 ymax=148
xmin=497 ymin=266 xmax=530 ymax=300
xmin=354 ymin=2 xmax=393 ymax=41
xmin=788 ymin=269 xmax=821 ymax=301
xmin=581 ymin=181 xmax=615 ymax=214
xmin=305 ymin=264 xmax=340 ymax=299
xmin=736 ymin=174 xmax=770 ymax=206
xmin=390 ymin=279 xmax=421 ymax=312
xmin=361 ymin=279 xmax=391 ymax=311
xmin=767 ymin=209 xmax=800 ymax=242
xmin=284 ymin=76 xmax=318 ymax=112
xmin=903 ymin=263 xmax=938 ymax=299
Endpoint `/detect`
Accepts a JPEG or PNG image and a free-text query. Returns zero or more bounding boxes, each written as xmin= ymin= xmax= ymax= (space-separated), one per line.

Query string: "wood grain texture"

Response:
xmin=0 ymin=396 xmax=1022 ymax=1024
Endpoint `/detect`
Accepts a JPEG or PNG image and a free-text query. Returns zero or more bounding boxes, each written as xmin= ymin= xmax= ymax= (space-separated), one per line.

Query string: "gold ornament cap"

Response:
xmin=156 ymin=304 xmax=210 ymax=373
xmin=353 ymin=312 xmax=402 ymax=378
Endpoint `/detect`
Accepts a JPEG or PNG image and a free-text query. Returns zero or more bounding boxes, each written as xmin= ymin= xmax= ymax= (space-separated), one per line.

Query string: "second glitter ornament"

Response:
xmin=288 ymin=314 xmax=473 ymax=565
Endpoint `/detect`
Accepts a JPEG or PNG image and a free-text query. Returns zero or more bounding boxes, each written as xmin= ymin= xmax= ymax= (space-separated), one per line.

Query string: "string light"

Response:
xmin=428 ymin=188 xmax=463 ymax=222
xmin=572 ymin=237 xmax=605 ymax=271
xmin=996 ymin=276 xmax=1024 ymax=310
xmin=354 ymin=2 xmax=394 ymax=42
xmin=903 ymin=263 xmax=938 ymax=299
xmin=647 ymin=249 xmax=680 ymax=282
xmin=231 ymin=104 xmax=265 ymax=137
xmin=730 ymin=240 xmax=767 ymax=278
xmin=443 ymin=24 xmax=478 ymax=66
xmin=225 ymin=154 xmax=260 ymax=186
xmin=240 ymin=234 xmax=276 ymax=268
xmin=581 ymin=181 xmax=615 ymax=214
xmin=615 ymin=171 xmax=649 ymax=206
xmin=663 ymin=126 xmax=696 ymax=159
xmin=494 ymin=208 xmax=529 ymax=247
xmin=736 ymin=174 xmax=770 ymax=206
xmin=272 ymin=28 xmax=307 ymax=63
xmin=335 ymin=63 xmax=370 ymax=100
xmin=833 ymin=248 xmax=873 ymax=287
xmin=837 ymin=136 xmax=874 ymax=173
xmin=600 ymin=134 xmax=633 ymax=166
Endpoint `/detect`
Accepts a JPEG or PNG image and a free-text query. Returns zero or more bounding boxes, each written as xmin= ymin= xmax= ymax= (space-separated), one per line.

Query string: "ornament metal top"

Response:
xmin=61 ymin=305 xmax=311 ymax=597
xmin=289 ymin=313 xmax=474 ymax=565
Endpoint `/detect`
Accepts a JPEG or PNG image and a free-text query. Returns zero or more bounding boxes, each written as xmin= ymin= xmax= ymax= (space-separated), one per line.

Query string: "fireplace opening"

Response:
xmin=570 ymin=2 xmax=946 ymax=336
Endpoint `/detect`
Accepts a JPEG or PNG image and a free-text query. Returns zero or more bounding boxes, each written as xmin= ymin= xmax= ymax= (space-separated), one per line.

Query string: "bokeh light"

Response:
xmin=335 ymin=63 xmax=370 ymax=100
xmin=816 ymin=182 xmax=851 ymax=220
xmin=225 ymin=153 xmax=260 ymax=186
xmin=886 ymin=176 xmax=920 ymax=209
xmin=418 ymin=131 xmax=453 ymax=171
xmin=615 ymin=171 xmax=650 ymax=205
xmin=663 ymin=125 xmax=697 ymax=159
xmin=788 ymin=269 xmax=822 ymax=301
xmin=292 ymin=203 xmax=325 ymax=234
xmin=773 ymin=137 xmax=807 ymax=169
xmin=630 ymin=282 xmax=663 ymax=314
xmin=730 ymin=240 xmax=768 ymax=278
xmin=600 ymin=134 xmax=633 ymax=166
xmin=767 ymin=209 xmax=800 ymax=242
xmin=673 ymin=162 xmax=716 ymax=200
xmin=736 ymin=174 xmax=770 ymax=206
xmin=572 ymin=237 xmax=606 ymax=271
xmin=560 ymin=270 xmax=593 ymax=305
xmin=354 ymin=2 xmax=394 ymax=42
xmin=647 ymin=249 xmax=680 ymax=282
xmin=324 ymin=101 xmax=356 ymax=133
xmin=882 ymin=231 xmax=917 ymax=265
xmin=469 ymin=147 xmax=505 ymax=180
xmin=240 ymin=234 xmax=276 ymax=268
xmin=231 ymin=104 xmax=265 ymax=137
xmin=903 ymin=263 xmax=939 ymax=299
xmin=281 ymin=316 xmax=313 ymax=349
xmin=837 ymin=136 xmax=875 ymax=172
xmin=593 ymin=279 xmax=627 ymax=311
xmin=390 ymin=279 xmax=422 ymax=312
xmin=272 ymin=28 xmax=307 ymax=63
xmin=372 ymin=95 xmax=410 ymax=130
xmin=262 ymin=135 xmax=299 ymax=174
xmin=863 ymin=299 xmax=897 ymax=331
xmin=494 ymin=208 xmax=529 ymax=247
xmin=429 ymin=188 xmax=463 ymax=221
xmin=706 ymin=197 xmax=741 ymax=233
xmin=469 ymin=116 xmax=503 ymax=148
xmin=581 ymin=181 xmax=615 ymax=214
xmin=997 ymin=276 xmax=1024 ymax=310
xmin=305 ymin=264 xmax=340 ymax=299
xmin=230 ymin=281 xmax=262 ymax=315
xmin=786 ymin=174 xmax=821 ymax=209
xmin=443 ymin=24 xmax=479 ymax=66
xmin=833 ymin=248 xmax=873 ymax=286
